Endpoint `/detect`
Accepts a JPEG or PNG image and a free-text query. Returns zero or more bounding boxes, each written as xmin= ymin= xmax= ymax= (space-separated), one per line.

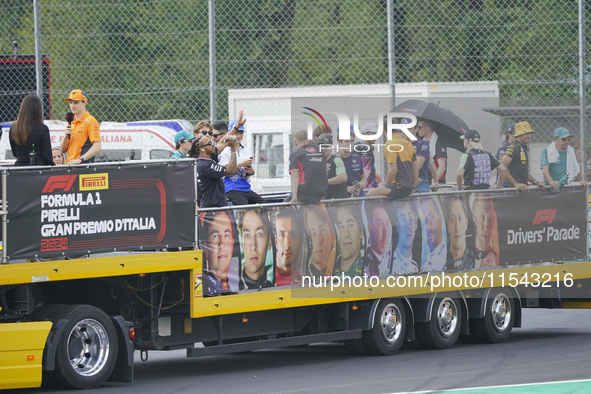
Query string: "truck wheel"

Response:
xmin=416 ymin=296 xmax=462 ymax=349
xmin=46 ymin=305 xmax=118 ymax=390
xmin=472 ymin=289 xmax=514 ymax=343
xmin=362 ymin=299 xmax=406 ymax=356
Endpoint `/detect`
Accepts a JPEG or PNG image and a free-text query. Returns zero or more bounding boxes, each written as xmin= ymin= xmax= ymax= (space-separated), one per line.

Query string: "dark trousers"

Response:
xmin=226 ymin=190 xmax=266 ymax=206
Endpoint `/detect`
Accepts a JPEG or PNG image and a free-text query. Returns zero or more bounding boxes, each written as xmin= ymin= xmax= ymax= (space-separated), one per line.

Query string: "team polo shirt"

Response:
xmin=288 ymin=143 xmax=328 ymax=202
xmin=353 ymin=142 xmax=378 ymax=189
xmin=458 ymin=148 xmax=500 ymax=189
xmin=429 ymin=132 xmax=447 ymax=182
xmin=170 ymin=150 xmax=185 ymax=159
xmin=504 ymin=140 xmax=529 ymax=185
xmin=384 ymin=135 xmax=416 ymax=189
xmin=413 ymin=139 xmax=430 ymax=185
xmin=326 ymin=154 xmax=347 ymax=199
xmin=196 ymin=158 xmax=227 ymax=208
xmin=495 ymin=142 xmax=510 ymax=187
xmin=540 ymin=148 xmax=567 ymax=184
xmin=495 ymin=142 xmax=509 ymax=161
xmin=65 ymin=111 xmax=100 ymax=163
xmin=341 ymin=153 xmax=363 ymax=186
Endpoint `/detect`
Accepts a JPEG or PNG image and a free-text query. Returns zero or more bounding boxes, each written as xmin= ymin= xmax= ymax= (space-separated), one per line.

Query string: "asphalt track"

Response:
xmin=25 ymin=308 xmax=591 ymax=394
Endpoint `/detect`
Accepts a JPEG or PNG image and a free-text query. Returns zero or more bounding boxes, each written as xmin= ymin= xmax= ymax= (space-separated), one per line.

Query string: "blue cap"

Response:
xmin=506 ymin=123 xmax=517 ymax=135
xmin=174 ymin=130 xmax=194 ymax=144
xmin=228 ymin=121 xmax=245 ymax=132
xmin=554 ymin=127 xmax=572 ymax=138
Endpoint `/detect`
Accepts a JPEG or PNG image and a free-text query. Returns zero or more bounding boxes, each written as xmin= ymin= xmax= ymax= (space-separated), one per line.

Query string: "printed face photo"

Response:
xmin=448 ymin=198 xmax=468 ymax=254
xmin=395 ymin=201 xmax=417 ymax=251
xmin=421 ymin=198 xmax=443 ymax=251
xmin=207 ymin=211 xmax=235 ymax=279
xmin=472 ymin=196 xmax=495 ymax=248
xmin=275 ymin=212 xmax=302 ymax=276
xmin=305 ymin=206 xmax=334 ymax=271
xmin=240 ymin=211 xmax=271 ymax=281
xmin=336 ymin=206 xmax=363 ymax=263
xmin=368 ymin=205 xmax=392 ymax=256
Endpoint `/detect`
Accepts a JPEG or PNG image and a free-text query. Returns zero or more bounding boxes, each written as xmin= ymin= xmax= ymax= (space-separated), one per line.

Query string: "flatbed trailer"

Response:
xmin=1 ymin=161 xmax=590 ymax=390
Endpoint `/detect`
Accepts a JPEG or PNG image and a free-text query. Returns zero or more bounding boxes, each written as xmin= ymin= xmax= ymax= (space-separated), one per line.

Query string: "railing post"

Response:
xmin=33 ymin=0 xmax=43 ymax=114
xmin=209 ymin=0 xmax=217 ymax=124
xmin=2 ymin=170 xmax=8 ymax=264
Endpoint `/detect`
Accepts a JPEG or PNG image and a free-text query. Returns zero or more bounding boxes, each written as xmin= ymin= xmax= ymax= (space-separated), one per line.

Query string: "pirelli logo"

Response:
xmin=79 ymin=173 xmax=109 ymax=191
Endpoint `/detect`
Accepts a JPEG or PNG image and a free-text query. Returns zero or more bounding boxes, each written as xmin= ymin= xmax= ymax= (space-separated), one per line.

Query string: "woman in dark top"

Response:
xmin=9 ymin=94 xmax=54 ymax=166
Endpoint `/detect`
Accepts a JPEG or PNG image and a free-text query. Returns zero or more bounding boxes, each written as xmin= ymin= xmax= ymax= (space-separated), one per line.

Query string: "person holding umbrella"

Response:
xmin=417 ymin=118 xmax=448 ymax=185
xmin=392 ymin=100 xmax=468 ymax=184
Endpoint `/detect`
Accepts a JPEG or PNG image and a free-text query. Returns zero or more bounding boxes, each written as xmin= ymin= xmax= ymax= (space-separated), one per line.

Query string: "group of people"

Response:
xmin=291 ymin=117 xmax=589 ymax=204
xmin=494 ymin=121 xmax=588 ymax=191
xmin=10 ymin=92 xmax=586 ymax=201
xmin=9 ymin=90 xmax=101 ymax=167
xmin=170 ymin=111 xmax=267 ymax=208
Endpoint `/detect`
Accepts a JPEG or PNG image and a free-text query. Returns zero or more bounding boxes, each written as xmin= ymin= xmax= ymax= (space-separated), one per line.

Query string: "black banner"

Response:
xmin=198 ymin=188 xmax=587 ymax=296
xmin=6 ymin=162 xmax=195 ymax=259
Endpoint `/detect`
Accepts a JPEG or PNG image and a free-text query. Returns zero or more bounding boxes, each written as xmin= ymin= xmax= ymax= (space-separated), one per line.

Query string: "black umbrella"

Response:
xmin=392 ymin=100 xmax=469 ymax=152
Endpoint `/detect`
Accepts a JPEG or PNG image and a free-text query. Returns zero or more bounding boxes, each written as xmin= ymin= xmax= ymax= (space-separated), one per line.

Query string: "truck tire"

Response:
xmin=471 ymin=289 xmax=514 ymax=343
xmin=416 ymin=296 xmax=462 ymax=349
xmin=46 ymin=305 xmax=118 ymax=389
xmin=362 ymin=299 xmax=406 ymax=356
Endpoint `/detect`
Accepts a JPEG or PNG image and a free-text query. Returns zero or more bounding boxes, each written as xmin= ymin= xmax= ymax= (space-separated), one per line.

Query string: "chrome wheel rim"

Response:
xmin=67 ymin=318 xmax=110 ymax=377
xmin=491 ymin=293 xmax=511 ymax=333
xmin=380 ymin=303 xmax=403 ymax=344
xmin=437 ymin=298 xmax=458 ymax=338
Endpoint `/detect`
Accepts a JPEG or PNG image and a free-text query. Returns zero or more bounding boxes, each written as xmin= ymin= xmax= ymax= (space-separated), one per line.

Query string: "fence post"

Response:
xmin=209 ymin=0 xmax=217 ymax=124
xmin=2 ymin=169 xmax=7 ymax=264
xmin=580 ymin=0 xmax=587 ymax=179
xmin=386 ymin=0 xmax=395 ymax=110
xmin=33 ymin=0 xmax=43 ymax=114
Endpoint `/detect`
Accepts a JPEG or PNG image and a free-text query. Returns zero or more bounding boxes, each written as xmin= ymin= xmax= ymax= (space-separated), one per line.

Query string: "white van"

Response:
xmin=0 ymin=119 xmax=193 ymax=162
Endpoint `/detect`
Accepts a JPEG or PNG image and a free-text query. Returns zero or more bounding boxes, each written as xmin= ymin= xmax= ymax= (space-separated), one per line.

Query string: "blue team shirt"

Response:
xmin=341 ymin=153 xmax=363 ymax=186
xmin=413 ymin=139 xmax=430 ymax=184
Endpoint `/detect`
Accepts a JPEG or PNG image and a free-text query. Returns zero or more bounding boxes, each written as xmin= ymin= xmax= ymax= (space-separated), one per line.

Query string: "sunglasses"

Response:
xmin=417 ymin=125 xmax=430 ymax=130
xmin=199 ymin=140 xmax=213 ymax=148
xmin=198 ymin=130 xmax=213 ymax=136
xmin=212 ymin=133 xmax=224 ymax=138
xmin=559 ymin=137 xmax=571 ymax=142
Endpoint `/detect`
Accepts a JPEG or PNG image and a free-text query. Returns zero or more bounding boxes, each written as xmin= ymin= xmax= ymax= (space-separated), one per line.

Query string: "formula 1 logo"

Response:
xmin=42 ymin=175 xmax=77 ymax=193
xmin=532 ymin=209 xmax=557 ymax=225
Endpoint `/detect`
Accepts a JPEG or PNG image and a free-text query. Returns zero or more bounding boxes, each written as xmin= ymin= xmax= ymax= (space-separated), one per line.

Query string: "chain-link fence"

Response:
xmin=0 ymin=0 xmax=590 ymax=188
